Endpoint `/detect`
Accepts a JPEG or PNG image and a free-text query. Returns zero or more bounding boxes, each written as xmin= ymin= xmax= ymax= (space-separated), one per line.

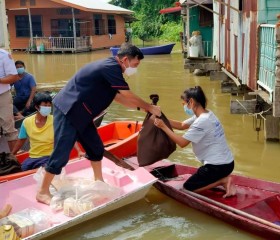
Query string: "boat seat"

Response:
xmin=103 ymin=139 xmax=124 ymax=148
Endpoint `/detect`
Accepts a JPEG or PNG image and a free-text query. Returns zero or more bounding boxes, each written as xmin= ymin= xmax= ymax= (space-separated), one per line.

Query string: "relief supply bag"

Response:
xmin=137 ymin=95 xmax=176 ymax=166
xmin=0 ymin=127 xmax=22 ymax=175
xmin=0 ymin=152 xmax=22 ymax=176
xmin=0 ymin=127 xmax=10 ymax=153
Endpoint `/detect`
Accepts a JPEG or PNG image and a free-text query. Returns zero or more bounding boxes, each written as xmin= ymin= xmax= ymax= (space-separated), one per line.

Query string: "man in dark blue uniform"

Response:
xmin=36 ymin=43 xmax=161 ymax=204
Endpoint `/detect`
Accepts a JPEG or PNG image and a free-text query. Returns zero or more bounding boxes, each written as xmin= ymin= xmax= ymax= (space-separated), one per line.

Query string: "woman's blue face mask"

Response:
xmin=183 ymin=104 xmax=194 ymax=116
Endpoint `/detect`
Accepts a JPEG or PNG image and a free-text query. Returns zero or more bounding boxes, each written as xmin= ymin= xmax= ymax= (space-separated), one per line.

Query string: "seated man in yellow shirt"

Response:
xmin=12 ymin=92 xmax=53 ymax=171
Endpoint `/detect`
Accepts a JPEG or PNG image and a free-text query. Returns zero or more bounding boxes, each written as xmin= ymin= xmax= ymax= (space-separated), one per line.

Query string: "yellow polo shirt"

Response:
xmin=19 ymin=114 xmax=54 ymax=158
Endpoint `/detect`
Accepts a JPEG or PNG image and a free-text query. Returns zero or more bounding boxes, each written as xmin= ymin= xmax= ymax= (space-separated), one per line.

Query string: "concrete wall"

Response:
xmin=258 ymin=0 xmax=280 ymax=24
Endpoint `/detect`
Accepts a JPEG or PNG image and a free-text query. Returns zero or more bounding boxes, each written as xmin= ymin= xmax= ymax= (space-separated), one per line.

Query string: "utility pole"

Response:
xmin=0 ymin=0 xmax=9 ymax=50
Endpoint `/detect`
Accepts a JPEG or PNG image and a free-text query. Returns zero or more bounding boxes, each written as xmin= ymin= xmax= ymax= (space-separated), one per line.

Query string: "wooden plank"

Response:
xmin=273 ymin=86 xmax=280 ymax=117
xmin=204 ymin=63 xmax=221 ymax=71
xmin=185 ymin=58 xmax=215 ymax=64
xmin=230 ymin=100 xmax=257 ymax=114
xmin=255 ymin=90 xmax=272 ymax=104
xmin=184 ymin=63 xmax=204 ymax=70
xmin=264 ymin=115 xmax=280 ymax=141
xmin=210 ymin=71 xmax=229 ymax=81
xmin=221 ymin=80 xmax=239 ymax=93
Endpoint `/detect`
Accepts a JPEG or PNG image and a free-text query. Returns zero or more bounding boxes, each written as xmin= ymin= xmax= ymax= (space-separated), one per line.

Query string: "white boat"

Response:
xmin=0 ymin=157 xmax=157 ymax=239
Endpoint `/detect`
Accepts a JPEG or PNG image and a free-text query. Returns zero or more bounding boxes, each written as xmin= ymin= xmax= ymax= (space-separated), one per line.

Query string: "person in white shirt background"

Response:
xmin=0 ymin=48 xmax=20 ymax=151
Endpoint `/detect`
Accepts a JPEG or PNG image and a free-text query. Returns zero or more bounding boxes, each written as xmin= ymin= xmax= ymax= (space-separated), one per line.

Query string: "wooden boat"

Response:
xmin=126 ymin=157 xmax=280 ymax=239
xmin=110 ymin=43 xmax=176 ymax=56
xmin=0 ymin=120 xmax=141 ymax=183
xmin=0 ymin=157 xmax=157 ymax=239
xmin=97 ymin=120 xmax=142 ymax=158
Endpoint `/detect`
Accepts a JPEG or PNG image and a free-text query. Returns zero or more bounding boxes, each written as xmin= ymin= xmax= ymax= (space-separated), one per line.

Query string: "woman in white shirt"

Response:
xmin=154 ymin=86 xmax=236 ymax=198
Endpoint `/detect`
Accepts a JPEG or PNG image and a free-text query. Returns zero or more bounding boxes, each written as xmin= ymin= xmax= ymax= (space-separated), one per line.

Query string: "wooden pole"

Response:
xmin=103 ymin=150 xmax=134 ymax=171
xmin=186 ymin=4 xmax=190 ymax=57
xmin=184 ymin=189 xmax=280 ymax=231
xmin=72 ymin=8 xmax=77 ymax=51
xmin=27 ymin=8 xmax=33 ymax=48
xmin=0 ymin=0 xmax=9 ymax=49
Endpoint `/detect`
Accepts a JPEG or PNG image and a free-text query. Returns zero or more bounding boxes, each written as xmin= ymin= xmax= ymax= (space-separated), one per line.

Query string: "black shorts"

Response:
xmin=183 ymin=161 xmax=234 ymax=191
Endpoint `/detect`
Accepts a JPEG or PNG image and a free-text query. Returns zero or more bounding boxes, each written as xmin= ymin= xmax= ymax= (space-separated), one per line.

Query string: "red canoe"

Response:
xmin=0 ymin=121 xmax=142 ymax=183
xmin=126 ymin=157 xmax=280 ymax=239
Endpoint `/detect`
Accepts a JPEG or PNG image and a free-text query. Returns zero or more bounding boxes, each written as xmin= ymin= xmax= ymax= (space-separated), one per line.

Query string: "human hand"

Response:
xmin=149 ymin=105 xmax=161 ymax=117
xmin=154 ymin=118 xmax=165 ymax=129
xmin=25 ymin=101 xmax=31 ymax=109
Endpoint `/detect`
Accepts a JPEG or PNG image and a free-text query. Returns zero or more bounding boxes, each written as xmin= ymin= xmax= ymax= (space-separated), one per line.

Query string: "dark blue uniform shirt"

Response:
xmin=53 ymin=57 xmax=129 ymax=132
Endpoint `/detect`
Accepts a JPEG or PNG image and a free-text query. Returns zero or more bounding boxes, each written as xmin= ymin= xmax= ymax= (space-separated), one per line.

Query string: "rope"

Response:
xmin=235 ymin=99 xmax=271 ymax=121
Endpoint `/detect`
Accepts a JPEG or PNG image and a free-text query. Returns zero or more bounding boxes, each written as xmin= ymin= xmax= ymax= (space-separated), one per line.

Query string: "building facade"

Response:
xmin=5 ymin=0 xmax=133 ymax=52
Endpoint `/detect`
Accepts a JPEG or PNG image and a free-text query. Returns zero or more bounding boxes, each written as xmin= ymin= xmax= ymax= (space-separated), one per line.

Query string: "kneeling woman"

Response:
xmin=12 ymin=92 xmax=53 ymax=171
xmin=154 ymin=86 xmax=236 ymax=198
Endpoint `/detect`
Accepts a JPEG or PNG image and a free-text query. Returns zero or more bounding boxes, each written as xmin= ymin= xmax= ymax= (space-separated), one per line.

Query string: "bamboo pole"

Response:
xmin=184 ymin=189 xmax=280 ymax=231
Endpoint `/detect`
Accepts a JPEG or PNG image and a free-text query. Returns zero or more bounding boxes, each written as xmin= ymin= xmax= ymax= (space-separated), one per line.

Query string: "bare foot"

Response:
xmin=95 ymin=177 xmax=104 ymax=182
xmin=36 ymin=192 xmax=52 ymax=205
xmin=0 ymin=204 xmax=12 ymax=219
xmin=223 ymin=177 xmax=237 ymax=198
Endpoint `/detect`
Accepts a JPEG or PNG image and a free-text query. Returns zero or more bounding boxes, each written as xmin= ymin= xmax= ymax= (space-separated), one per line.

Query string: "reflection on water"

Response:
xmin=11 ymin=44 xmax=278 ymax=239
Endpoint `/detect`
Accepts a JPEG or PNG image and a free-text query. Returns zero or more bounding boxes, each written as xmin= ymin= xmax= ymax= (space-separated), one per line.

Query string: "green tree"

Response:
xmin=110 ymin=0 xmax=182 ymax=42
xmin=109 ymin=0 xmax=133 ymax=9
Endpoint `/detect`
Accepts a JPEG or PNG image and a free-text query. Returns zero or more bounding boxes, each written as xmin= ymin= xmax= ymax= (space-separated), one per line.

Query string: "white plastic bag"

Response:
xmin=50 ymin=179 xmax=122 ymax=216
xmin=0 ymin=208 xmax=51 ymax=238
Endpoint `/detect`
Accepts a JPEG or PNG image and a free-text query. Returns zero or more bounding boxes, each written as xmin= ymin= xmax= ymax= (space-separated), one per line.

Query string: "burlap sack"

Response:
xmin=137 ymin=112 xmax=176 ymax=166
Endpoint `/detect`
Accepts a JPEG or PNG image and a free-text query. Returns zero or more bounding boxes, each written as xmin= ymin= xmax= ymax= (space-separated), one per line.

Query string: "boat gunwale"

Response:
xmin=154 ymin=180 xmax=280 ymax=239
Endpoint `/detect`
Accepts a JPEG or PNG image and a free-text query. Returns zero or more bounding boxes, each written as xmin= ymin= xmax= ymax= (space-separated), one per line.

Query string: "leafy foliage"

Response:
xmin=109 ymin=0 xmax=182 ymax=42
xmin=109 ymin=0 xmax=133 ymax=9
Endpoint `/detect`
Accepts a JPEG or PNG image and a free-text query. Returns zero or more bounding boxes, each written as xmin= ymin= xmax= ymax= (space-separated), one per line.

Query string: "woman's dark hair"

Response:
xmin=15 ymin=60 xmax=25 ymax=67
xmin=33 ymin=92 xmax=52 ymax=108
xmin=181 ymin=86 xmax=207 ymax=109
xmin=117 ymin=43 xmax=144 ymax=60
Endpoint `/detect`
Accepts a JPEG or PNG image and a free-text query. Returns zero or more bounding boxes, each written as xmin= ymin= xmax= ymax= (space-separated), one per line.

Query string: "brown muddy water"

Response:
xmin=11 ymin=43 xmax=279 ymax=239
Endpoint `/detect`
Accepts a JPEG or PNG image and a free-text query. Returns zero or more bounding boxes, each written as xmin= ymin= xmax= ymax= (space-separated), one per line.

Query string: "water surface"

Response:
xmin=11 ymin=44 xmax=279 ymax=239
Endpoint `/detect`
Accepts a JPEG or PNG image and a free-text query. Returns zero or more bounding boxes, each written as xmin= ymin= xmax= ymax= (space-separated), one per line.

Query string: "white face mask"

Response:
xmin=124 ymin=62 xmax=137 ymax=76
xmin=39 ymin=106 xmax=52 ymax=117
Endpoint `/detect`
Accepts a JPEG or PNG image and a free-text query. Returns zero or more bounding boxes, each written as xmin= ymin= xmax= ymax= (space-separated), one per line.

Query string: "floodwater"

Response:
xmin=11 ymin=43 xmax=280 ymax=239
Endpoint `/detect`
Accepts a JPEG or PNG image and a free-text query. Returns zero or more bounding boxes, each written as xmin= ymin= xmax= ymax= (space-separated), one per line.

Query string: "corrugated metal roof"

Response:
xmin=51 ymin=0 xmax=133 ymax=14
xmin=180 ymin=0 xmax=213 ymax=5
xmin=159 ymin=6 xmax=181 ymax=14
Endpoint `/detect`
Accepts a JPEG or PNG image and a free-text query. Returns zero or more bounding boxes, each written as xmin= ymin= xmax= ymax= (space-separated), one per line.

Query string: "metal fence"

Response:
xmin=258 ymin=24 xmax=277 ymax=101
xmin=30 ymin=36 xmax=91 ymax=52
xmin=203 ymin=41 xmax=213 ymax=57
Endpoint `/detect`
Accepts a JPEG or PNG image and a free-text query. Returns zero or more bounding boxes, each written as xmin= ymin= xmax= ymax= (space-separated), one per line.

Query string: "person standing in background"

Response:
xmin=0 ymin=49 xmax=20 ymax=151
xmin=13 ymin=60 xmax=37 ymax=118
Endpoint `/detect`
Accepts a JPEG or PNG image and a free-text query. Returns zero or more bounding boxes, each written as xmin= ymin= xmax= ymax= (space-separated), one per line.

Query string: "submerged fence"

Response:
xmin=29 ymin=36 xmax=91 ymax=52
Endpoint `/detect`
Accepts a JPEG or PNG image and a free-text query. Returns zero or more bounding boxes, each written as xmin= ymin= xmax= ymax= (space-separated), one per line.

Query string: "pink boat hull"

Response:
xmin=0 ymin=157 xmax=156 ymax=239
